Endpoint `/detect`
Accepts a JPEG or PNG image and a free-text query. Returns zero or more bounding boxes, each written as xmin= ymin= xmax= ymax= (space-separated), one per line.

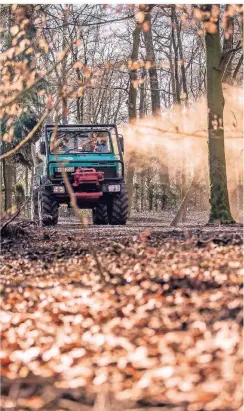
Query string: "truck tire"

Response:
xmin=38 ymin=189 xmax=59 ymax=226
xmin=92 ymin=203 xmax=109 ymax=225
xmin=109 ymin=184 xmax=128 ymax=225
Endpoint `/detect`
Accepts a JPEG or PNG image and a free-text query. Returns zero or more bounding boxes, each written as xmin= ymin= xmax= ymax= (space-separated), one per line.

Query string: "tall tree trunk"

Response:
xmin=168 ymin=41 xmax=176 ymax=105
xmin=143 ymin=7 xmax=161 ymax=115
xmin=140 ymin=171 xmax=145 ymax=211
xmin=127 ymin=23 xmax=141 ymax=215
xmin=61 ymin=7 xmax=68 ymax=124
xmin=128 ymin=24 xmax=141 ymax=121
xmin=222 ymin=5 xmax=234 ymax=84
xmin=25 ymin=167 xmax=28 ymax=196
xmin=233 ymin=55 xmax=243 ymax=81
xmin=127 ymin=158 xmax=136 ymax=214
xmin=202 ymin=161 xmax=210 ymax=211
xmin=175 ymin=12 xmax=188 ymax=103
xmin=148 ymin=187 xmax=153 ymax=211
xmin=134 ymin=183 xmax=140 ymax=212
xmin=171 ymin=6 xmax=181 ymax=105
xmin=72 ymin=33 xmax=86 ymax=123
xmin=204 ymin=5 xmax=235 ymax=224
xmin=139 ymin=69 xmax=146 ymax=118
xmin=76 ymin=75 xmax=84 ymax=123
xmin=198 ymin=45 xmax=203 ymax=93
xmin=3 ymin=159 xmax=13 ymax=211
xmin=146 ymin=167 xmax=153 ymax=211
xmin=159 ymin=150 xmax=171 ymax=210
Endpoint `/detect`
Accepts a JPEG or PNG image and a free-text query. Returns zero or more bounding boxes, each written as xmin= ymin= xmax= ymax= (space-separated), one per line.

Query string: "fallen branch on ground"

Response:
xmin=170 ymin=166 xmax=200 ymax=226
xmin=0 ymin=198 xmax=30 ymax=235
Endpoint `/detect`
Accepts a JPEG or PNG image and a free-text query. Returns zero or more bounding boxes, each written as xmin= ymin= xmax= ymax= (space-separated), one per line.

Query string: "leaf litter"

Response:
xmin=0 ymin=220 xmax=243 ymax=410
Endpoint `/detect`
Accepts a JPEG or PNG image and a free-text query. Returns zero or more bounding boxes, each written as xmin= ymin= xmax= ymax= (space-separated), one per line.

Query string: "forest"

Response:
xmin=0 ymin=3 xmax=243 ymax=411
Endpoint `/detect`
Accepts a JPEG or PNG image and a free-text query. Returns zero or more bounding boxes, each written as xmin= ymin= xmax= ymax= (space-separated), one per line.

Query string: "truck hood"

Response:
xmin=48 ymin=153 xmax=118 ymax=162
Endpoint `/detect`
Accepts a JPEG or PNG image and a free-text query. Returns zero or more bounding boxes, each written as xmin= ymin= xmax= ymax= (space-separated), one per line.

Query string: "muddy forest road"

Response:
xmin=1 ymin=213 xmax=243 ymax=411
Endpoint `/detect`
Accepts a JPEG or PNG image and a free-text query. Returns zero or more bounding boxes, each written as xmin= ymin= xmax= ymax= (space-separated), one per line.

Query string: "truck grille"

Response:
xmin=53 ymin=166 xmax=117 ymax=180
xmin=95 ymin=166 xmax=117 ymax=179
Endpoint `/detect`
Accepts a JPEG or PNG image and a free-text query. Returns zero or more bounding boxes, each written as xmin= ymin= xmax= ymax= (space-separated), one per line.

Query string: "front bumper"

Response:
xmin=56 ymin=191 xmax=103 ymax=201
xmin=52 ymin=182 xmax=121 ymax=195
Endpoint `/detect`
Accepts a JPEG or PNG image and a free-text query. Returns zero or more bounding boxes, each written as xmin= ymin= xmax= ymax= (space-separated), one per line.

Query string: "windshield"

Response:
xmin=49 ymin=130 xmax=112 ymax=154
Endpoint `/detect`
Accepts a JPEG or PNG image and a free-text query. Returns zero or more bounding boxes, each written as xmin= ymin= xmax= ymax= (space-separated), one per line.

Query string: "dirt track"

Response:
xmin=2 ymin=212 xmax=242 ymax=262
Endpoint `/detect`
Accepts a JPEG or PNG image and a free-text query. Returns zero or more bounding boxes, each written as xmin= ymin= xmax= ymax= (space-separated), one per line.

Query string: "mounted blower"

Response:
xmin=72 ymin=168 xmax=104 ymax=200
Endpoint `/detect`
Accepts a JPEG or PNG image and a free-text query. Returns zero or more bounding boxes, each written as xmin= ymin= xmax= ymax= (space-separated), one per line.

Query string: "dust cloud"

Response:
xmin=121 ymin=86 xmax=243 ymax=220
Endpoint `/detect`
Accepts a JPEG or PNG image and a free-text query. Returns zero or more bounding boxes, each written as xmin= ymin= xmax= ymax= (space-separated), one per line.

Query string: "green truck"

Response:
xmin=32 ymin=124 xmax=129 ymax=226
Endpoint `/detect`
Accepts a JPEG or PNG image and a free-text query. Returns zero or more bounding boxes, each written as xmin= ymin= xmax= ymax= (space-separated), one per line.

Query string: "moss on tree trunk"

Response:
xmin=205 ymin=11 xmax=235 ymax=224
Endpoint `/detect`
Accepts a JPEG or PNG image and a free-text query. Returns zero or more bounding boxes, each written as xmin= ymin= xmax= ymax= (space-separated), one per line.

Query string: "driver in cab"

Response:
xmin=52 ymin=134 xmax=71 ymax=154
xmin=94 ymin=132 xmax=109 ymax=153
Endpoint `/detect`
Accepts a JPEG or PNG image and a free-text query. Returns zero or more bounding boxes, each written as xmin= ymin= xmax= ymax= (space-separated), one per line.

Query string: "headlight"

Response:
xmin=117 ymin=163 xmax=122 ymax=177
xmin=53 ymin=186 xmax=65 ymax=193
xmin=108 ymin=185 xmax=121 ymax=192
xmin=55 ymin=167 xmax=74 ymax=172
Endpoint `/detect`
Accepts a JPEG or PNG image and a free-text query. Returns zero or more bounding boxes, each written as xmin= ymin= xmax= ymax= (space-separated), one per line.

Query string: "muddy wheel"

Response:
xmin=92 ymin=203 xmax=109 ymax=225
xmin=38 ymin=189 xmax=59 ymax=226
xmin=109 ymin=184 xmax=128 ymax=225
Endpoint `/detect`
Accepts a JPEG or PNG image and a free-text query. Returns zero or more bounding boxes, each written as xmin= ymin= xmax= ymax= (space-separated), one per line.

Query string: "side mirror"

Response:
xmin=40 ymin=141 xmax=46 ymax=155
xmin=119 ymin=135 xmax=124 ymax=153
